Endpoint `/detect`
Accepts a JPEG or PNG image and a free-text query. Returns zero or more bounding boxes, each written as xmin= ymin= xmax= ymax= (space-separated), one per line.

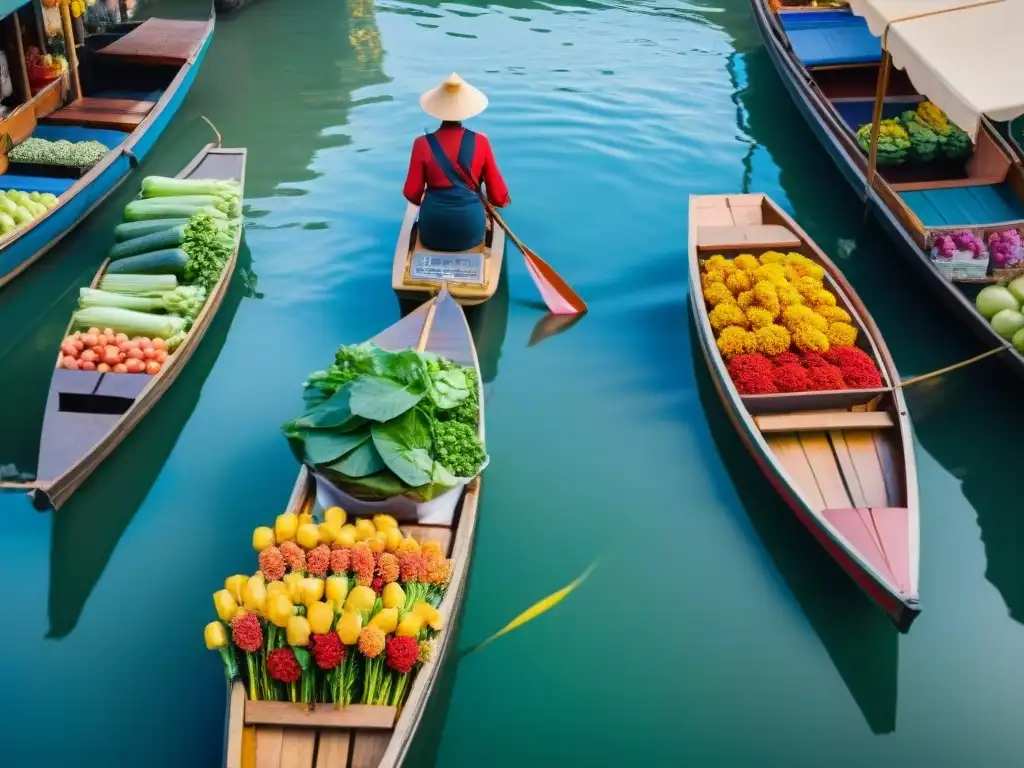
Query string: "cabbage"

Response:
xmin=976 ymin=285 xmax=1019 ymax=319
xmin=1013 ymin=326 xmax=1024 ymax=353
xmin=1007 ymin=276 xmax=1024 ymax=305
xmin=991 ymin=309 xmax=1024 ymax=339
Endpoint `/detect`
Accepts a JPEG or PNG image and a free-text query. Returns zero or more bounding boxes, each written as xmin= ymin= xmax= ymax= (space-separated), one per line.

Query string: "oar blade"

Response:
xmin=520 ymin=245 xmax=588 ymax=315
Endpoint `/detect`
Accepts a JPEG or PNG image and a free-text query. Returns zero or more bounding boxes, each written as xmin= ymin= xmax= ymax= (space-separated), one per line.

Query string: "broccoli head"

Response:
xmin=432 ymin=418 xmax=486 ymax=478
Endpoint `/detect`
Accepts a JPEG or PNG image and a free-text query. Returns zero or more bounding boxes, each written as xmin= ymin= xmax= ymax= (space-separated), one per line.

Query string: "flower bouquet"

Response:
xmin=204 ymin=507 xmax=449 ymax=714
xmin=930 ymin=230 xmax=988 ymax=280
xmin=988 ymin=229 xmax=1024 ymax=278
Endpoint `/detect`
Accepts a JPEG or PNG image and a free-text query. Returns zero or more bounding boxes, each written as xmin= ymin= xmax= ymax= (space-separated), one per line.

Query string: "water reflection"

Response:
xmin=47 ymin=240 xmax=253 ymax=638
xmin=691 ymin=321 xmax=899 ymax=734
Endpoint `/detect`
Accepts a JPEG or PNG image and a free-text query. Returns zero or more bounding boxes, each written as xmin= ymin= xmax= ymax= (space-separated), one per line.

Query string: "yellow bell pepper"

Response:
xmin=307 ymin=601 xmax=335 ymax=635
xmin=224 ymin=575 xmax=248 ymax=604
xmin=412 ymin=601 xmax=434 ymax=621
xmin=298 ymin=512 xmax=314 ymax=528
xmin=299 ymin=577 xmax=325 ymax=606
xmin=252 ymin=526 xmax=275 ymax=551
xmin=325 ymin=575 xmax=349 ymax=606
xmin=385 ymin=527 xmax=403 ymax=553
xmin=336 ymin=611 xmax=362 ymax=645
xmin=336 ymin=525 xmax=357 ymax=548
xmin=204 ymin=621 xmax=228 ymax=649
xmin=354 ymin=518 xmax=376 ymax=542
xmin=283 ymin=571 xmax=304 ymax=602
xmin=213 ymin=590 xmax=238 ymax=622
xmin=266 ymin=581 xmax=289 ymax=600
xmin=373 ymin=513 xmax=398 ymax=531
xmin=275 ymin=512 xmax=299 ymax=542
xmin=428 ymin=609 xmax=444 ymax=631
xmin=381 ymin=582 xmax=405 ymax=610
xmin=266 ymin=594 xmax=294 ymax=628
xmin=242 ymin=576 xmax=267 ymax=616
xmin=344 ymin=585 xmax=376 ymax=613
xmin=286 ymin=615 xmax=311 ymax=647
xmin=324 ymin=506 xmax=346 ymax=527
xmin=318 ymin=522 xmax=341 ymax=545
xmin=369 ymin=531 xmax=388 ymax=554
xmin=397 ymin=536 xmax=421 ymax=555
xmin=297 ymin=523 xmax=320 ymax=550
xmin=395 ymin=613 xmax=425 ymax=638
xmin=369 ymin=607 xmax=398 ymax=634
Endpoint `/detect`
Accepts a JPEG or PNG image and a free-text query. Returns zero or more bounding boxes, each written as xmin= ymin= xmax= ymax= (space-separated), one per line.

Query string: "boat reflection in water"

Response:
xmin=46 ymin=239 xmax=255 ymax=638
xmin=691 ymin=330 xmax=898 ymax=735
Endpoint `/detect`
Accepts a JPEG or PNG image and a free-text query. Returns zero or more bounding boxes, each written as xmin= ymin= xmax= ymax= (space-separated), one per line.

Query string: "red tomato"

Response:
xmin=96 ymin=363 xmax=111 ymax=373
xmin=113 ymin=364 xmax=128 ymax=373
xmin=114 ymin=333 xmax=128 ymax=345
xmin=126 ymin=348 xmax=145 ymax=361
xmin=62 ymin=356 xmax=78 ymax=370
xmin=80 ymin=361 xmax=96 ymax=371
xmin=145 ymin=360 xmax=161 ymax=375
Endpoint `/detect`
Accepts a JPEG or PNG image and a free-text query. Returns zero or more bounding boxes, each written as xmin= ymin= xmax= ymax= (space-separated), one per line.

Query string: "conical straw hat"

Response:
xmin=419 ymin=73 xmax=488 ymax=122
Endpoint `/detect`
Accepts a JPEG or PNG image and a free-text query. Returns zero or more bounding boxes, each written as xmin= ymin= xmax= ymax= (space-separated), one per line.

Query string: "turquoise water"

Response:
xmin=1 ymin=1 xmax=1023 ymax=766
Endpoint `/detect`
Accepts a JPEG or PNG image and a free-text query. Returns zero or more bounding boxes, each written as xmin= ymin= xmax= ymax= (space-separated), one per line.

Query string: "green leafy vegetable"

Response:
xmin=349 ymin=375 xmax=425 ymax=422
xmin=431 ymin=418 xmax=486 ymax=478
xmin=183 ymin=212 xmax=236 ymax=290
xmin=371 ymin=409 xmax=434 ymax=487
xmin=302 ymin=429 xmax=370 ymax=465
xmin=326 ymin=440 xmax=385 ymax=478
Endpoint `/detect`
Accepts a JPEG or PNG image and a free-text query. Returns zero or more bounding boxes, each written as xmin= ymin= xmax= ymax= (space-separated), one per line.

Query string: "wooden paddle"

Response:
xmin=450 ymin=165 xmax=588 ymax=315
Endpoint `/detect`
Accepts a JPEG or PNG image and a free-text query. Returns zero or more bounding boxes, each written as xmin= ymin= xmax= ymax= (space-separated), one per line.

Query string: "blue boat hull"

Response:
xmin=0 ymin=19 xmax=214 ymax=287
xmin=749 ymin=0 xmax=1024 ymax=377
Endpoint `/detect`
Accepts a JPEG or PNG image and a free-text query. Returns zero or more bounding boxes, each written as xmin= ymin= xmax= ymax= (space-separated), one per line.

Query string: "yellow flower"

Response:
xmin=759 ymin=250 xmax=785 ymax=264
xmin=700 ymin=269 xmax=726 ymax=293
xmin=325 ymin=575 xmax=349 ymax=606
xmin=354 ymin=518 xmax=376 ymax=542
xmin=242 ymin=576 xmax=267 ymax=616
xmin=284 ymin=571 xmax=304 ymax=602
xmin=816 ymin=305 xmax=852 ymax=324
xmin=336 ymin=525 xmax=357 ymax=548
xmin=725 ymin=270 xmax=751 ymax=296
xmin=709 ymin=303 xmax=749 ymax=332
xmin=204 ymin=621 xmax=227 ymax=650
xmin=373 ymin=514 xmax=399 ymax=531
xmin=275 ymin=513 xmax=299 ymax=543
xmin=793 ymin=324 xmax=830 ymax=353
xmin=782 ymin=305 xmax=826 ymax=333
xmin=299 ymin=577 xmax=325 ymax=606
xmin=385 ymin=527 xmax=403 ymax=553
xmin=252 ymin=527 xmax=275 ymax=551
xmin=213 ymin=590 xmax=238 ymax=622
xmin=737 ymin=290 xmax=755 ymax=310
xmin=752 ymin=281 xmax=780 ymax=318
xmin=307 ymin=601 xmax=336 ymax=634
xmin=266 ymin=594 xmax=294 ymax=628
xmin=703 ymin=254 xmax=728 ymax=271
xmin=224 ymin=574 xmax=248 ymax=604
xmin=826 ymin=322 xmax=858 ymax=347
xmin=808 ymin=289 xmax=837 ymax=308
xmin=396 ymin=613 xmax=425 ymax=638
xmin=286 ymin=615 xmax=312 ymax=647
xmin=752 ymin=324 xmax=791 ymax=357
xmin=324 ymin=506 xmax=346 ymax=527
xmin=344 ymin=585 xmax=377 ymax=613
xmin=370 ymin=607 xmax=399 ymax=634
xmin=745 ymin=306 xmax=774 ymax=330
xmin=733 ymin=254 xmax=759 ymax=272
xmin=703 ymin=282 xmax=736 ymax=308
xmin=336 ymin=611 xmax=363 ymax=644
xmin=296 ymin=523 xmax=320 ymax=550
xmin=318 ymin=522 xmax=341 ymax=545
xmin=794 ymin=276 xmax=823 ymax=300
xmin=753 ymin=263 xmax=786 ymax=286
xmin=382 ymin=582 xmax=406 ymax=610
xmin=716 ymin=326 xmax=751 ymax=360
xmin=776 ymin=284 xmax=803 ymax=308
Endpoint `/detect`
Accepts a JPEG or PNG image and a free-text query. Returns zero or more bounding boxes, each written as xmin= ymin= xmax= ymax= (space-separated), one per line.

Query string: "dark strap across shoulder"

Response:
xmin=424 ymin=129 xmax=478 ymax=191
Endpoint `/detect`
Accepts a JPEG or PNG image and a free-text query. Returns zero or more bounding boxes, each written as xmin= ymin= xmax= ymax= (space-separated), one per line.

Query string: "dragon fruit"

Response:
xmin=987 ymin=229 xmax=1023 ymax=267
xmin=934 ymin=230 xmax=985 ymax=259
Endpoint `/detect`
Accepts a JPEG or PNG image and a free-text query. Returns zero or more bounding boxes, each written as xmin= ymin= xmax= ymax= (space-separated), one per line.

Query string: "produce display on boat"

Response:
xmin=282 ymin=342 xmax=487 ymax=501
xmin=57 ymin=175 xmax=243 ymax=374
xmin=8 ymin=137 xmax=110 ymax=170
xmin=700 ymin=251 xmax=883 ymax=394
xmin=855 ymin=102 xmax=973 ymax=166
xmin=205 ymin=509 xmax=449 ymax=709
xmin=975 ymin=280 xmax=1024 ymax=352
xmin=0 ymin=189 xmax=58 ymax=234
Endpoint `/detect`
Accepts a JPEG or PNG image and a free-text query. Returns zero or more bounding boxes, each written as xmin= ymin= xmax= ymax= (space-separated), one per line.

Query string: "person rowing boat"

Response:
xmin=403 ymin=73 xmax=511 ymax=252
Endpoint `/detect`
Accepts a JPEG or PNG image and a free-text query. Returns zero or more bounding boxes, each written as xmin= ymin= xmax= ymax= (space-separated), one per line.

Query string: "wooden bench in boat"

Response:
xmin=45 ymin=97 xmax=155 ymax=131
xmin=755 ymin=410 xmax=894 ymax=433
xmin=696 ymin=224 xmax=802 ymax=251
xmin=95 ymin=18 xmax=210 ymax=67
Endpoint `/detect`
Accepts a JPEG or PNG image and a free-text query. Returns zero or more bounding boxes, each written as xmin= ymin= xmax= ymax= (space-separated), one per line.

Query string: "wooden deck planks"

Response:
xmin=255 ymin=728 xmax=285 ymax=768
xmin=97 ymin=18 xmax=209 ymax=66
xmin=46 ymin=97 xmax=155 ymax=131
xmin=755 ymin=410 xmax=893 ymax=433
xmin=843 ymin=430 xmax=893 ymax=508
xmin=350 ymin=732 xmax=390 ymax=768
xmin=828 ymin=430 xmax=868 ymax=508
xmin=767 ymin=433 xmax=826 ymax=511
xmin=798 ymin=432 xmax=852 ymax=510
xmin=279 ymin=731 xmax=316 ymax=768
xmin=314 ymin=732 xmax=351 ymax=768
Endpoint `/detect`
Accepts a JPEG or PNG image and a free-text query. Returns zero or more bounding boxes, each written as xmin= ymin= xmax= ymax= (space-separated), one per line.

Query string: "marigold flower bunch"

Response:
xmin=721 ymin=345 xmax=883 ymax=394
xmin=204 ymin=506 xmax=450 ymax=712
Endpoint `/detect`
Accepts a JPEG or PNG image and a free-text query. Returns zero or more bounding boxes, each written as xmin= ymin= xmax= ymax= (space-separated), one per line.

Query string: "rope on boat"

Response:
xmin=200 ymin=115 xmax=222 ymax=148
xmin=898 ymin=346 xmax=1006 ymax=389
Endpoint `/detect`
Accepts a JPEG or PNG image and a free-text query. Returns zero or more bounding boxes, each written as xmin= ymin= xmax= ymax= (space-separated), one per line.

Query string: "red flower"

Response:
xmin=330 ymin=547 xmax=351 ymax=575
xmin=306 ymin=545 xmax=331 ymax=578
xmin=266 ymin=647 xmax=302 ymax=682
xmin=825 ymin=346 xmax=883 ymax=389
xmin=806 ymin=364 xmax=846 ymax=391
xmin=310 ymin=633 xmax=346 ymax=670
xmin=371 ymin=577 xmax=385 ymax=595
xmin=385 ymin=635 xmax=419 ymax=674
xmin=799 ymin=351 xmax=828 ymax=368
xmin=259 ymin=547 xmax=285 ymax=582
xmin=230 ymin=612 xmax=263 ymax=652
xmin=731 ymin=370 xmax=777 ymax=394
xmin=770 ymin=351 xmax=800 ymax=368
xmin=727 ymin=353 xmax=772 ymax=379
xmin=772 ymin=363 xmax=808 ymax=393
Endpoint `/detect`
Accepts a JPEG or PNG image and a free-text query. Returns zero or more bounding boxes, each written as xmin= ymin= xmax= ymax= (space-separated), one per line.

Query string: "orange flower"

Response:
xmin=358 ymin=626 xmax=386 ymax=658
xmin=398 ymin=552 xmax=423 ymax=583
xmin=377 ymin=552 xmax=399 ymax=584
xmin=351 ymin=542 xmax=374 ymax=586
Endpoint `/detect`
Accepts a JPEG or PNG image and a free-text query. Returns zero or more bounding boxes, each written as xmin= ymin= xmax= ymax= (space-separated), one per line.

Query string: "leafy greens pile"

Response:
xmin=282 ymin=342 xmax=486 ymax=501
xmin=183 ymin=212 xmax=237 ymax=290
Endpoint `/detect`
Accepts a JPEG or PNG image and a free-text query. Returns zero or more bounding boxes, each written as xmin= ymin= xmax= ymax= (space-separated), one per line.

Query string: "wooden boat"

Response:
xmin=222 ymin=285 xmax=482 ymax=768
xmin=0 ymin=144 xmax=246 ymax=511
xmin=688 ymin=192 xmax=920 ymax=632
xmin=392 ymin=201 xmax=506 ymax=305
xmin=750 ymin=0 xmax=1024 ymax=375
xmin=0 ymin=6 xmax=215 ymax=288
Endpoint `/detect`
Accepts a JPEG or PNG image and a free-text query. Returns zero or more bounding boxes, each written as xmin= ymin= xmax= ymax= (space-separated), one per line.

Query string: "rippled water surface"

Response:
xmin=2 ymin=1 xmax=1023 ymax=766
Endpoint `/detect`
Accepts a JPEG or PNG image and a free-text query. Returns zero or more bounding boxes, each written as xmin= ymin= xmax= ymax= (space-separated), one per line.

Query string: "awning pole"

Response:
xmin=865 ymin=28 xmax=892 ymax=202
xmin=58 ymin=1 xmax=81 ymax=101
xmin=11 ymin=11 xmax=31 ymax=102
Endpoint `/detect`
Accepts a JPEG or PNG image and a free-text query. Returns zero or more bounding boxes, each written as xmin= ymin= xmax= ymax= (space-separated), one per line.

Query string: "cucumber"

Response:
xmin=114 ymin=218 xmax=190 ymax=242
xmin=123 ymin=201 xmax=227 ymax=222
xmin=105 ymin=248 xmax=189 ymax=276
xmin=109 ymin=225 xmax=186 ymax=260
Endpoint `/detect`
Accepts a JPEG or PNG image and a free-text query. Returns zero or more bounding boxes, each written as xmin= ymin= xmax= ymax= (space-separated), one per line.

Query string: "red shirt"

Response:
xmin=403 ymin=125 xmax=511 ymax=207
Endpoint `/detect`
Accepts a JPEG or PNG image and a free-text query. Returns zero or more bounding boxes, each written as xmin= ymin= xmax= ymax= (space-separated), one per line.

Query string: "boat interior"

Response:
xmin=768 ymin=3 xmax=1024 ymax=242
xmin=0 ymin=12 xmax=209 ymax=196
xmin=691 ymin=194 xmax=913 ymax=595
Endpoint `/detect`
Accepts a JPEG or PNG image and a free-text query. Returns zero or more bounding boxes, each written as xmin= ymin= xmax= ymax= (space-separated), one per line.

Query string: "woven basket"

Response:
xmin=931 ymin=248 xmax=988 ymax=281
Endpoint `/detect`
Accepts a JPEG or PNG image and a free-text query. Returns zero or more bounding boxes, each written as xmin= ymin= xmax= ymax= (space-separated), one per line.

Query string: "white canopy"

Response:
xmin=847 ymin=0 xmax=1024 ymax=138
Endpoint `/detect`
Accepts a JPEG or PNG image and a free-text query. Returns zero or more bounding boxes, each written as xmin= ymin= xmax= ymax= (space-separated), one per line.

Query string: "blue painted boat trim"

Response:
xmin=749 ymin=0 xmax=1024 ymax=376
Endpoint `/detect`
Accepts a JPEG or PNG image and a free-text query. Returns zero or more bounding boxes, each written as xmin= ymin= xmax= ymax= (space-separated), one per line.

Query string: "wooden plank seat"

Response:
xmin=696 ymin=224 xmax=802 ymax=250
xmin=45 ymin=97 xmax=155 ymax=131
xmin=755 ymin=410 xmax=895 ymax=433
xmin=96 ymin=18 xmax=209 ymax=67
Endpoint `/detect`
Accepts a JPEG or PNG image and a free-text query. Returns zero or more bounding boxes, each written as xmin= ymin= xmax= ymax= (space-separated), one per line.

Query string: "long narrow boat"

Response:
xmin=688 ymin=192 xmax=920 ymax=632
xmin=392 ymin=201 xmax=506 ymax=306
xmin=222 ymin=285 xmax=482 ymax=768
xmin=0 ymin=5 xmax=215 ymax=287
xmin=750 ymin=0 xmax=1024 ymax=376
xmin=1 ymin=144 xmax=246 ymax=511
